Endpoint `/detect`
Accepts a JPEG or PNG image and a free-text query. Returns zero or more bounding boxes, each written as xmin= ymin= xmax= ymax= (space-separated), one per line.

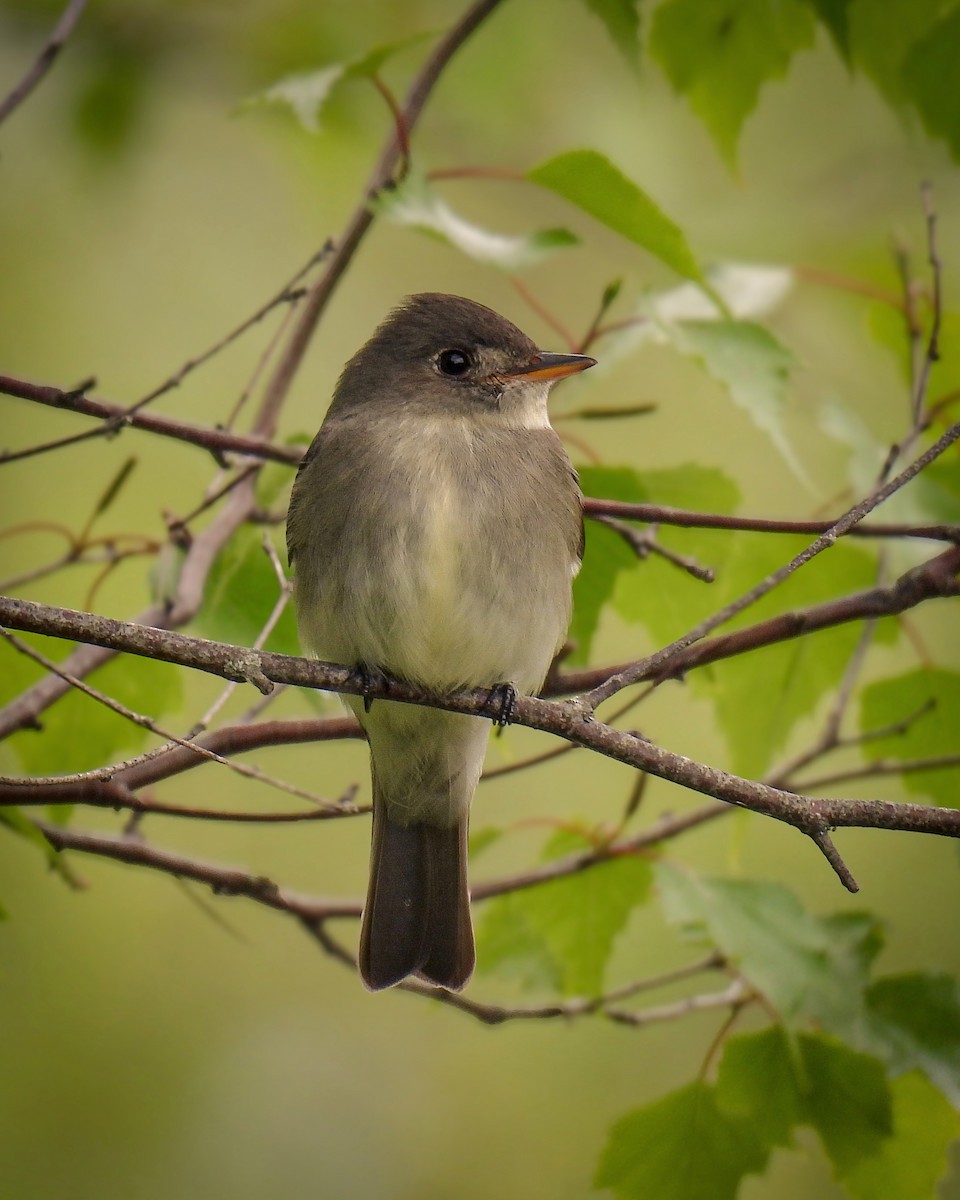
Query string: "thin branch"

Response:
xmin=0 ymin=374 xmax=301 ymax=467
xmin=583 ymin=421 xmax=960 ymax=710
xmin=255 ymin=0 xmax=507 ymax=427
xmin=594 ymin=514 xmax=716 ymax=582
xmin=548 ymin=545 xmax=960 ymax=695
xmin=604 ymin=980 xmax=751 ymax=1028
xmin=0 ymin=0 xmax=88 ymax=125
xmin=0 ymin=628 xmax=343 ymax=811
xmin=3 ymin=598 xmax=959 ymax=855
xmin=582 ymin=498 xmax=960 ymax=544
xmin=793 ymin=752 xmax=960 ymax=793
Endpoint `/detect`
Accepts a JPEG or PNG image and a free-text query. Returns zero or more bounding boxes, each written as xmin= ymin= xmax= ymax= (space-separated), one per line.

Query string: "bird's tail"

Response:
xmin=359 ymin=803 xmax=473 ymax=991
xmin=356 ymin=705 xmax=485 ymax=991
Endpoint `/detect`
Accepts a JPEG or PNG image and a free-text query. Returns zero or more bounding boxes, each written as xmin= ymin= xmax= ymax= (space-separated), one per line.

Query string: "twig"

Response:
xmin=582 ymin=421 xmax=960 ymax=710
xmin=0 ymin=628 xmax=342 ymax=811
xmin=604 ymin=980 xmax=751 ymax=1028
xmin=0 ymin=374 xmax=301 ymax=467
xmin=0 ymin=0 xmax=88 ymax=126
xmin=4 ymin=597 xmax=960 ymax=855
xmin=255 ymin=0 xmax=508 ymax=427
xmin=912 ymin=183 xmax=943 ymax=426
xmin=582 ymin=498 xmax=959 ymax=543
xmin=594 ymin=515 xmax=715 ymax=582
xmin=793 ymin=753 xmax=960 ymax=793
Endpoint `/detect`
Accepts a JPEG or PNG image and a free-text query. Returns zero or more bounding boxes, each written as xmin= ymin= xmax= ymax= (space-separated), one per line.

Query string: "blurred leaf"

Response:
xmin=902 ymin=9 xmax=960 ymax=161
xmin=239 ymin=32 xmax=433 ymax=132
xmin=571 ymin=466 xmax=648 ymax=662
xmin=842 ymin=1071 xmax=960 ymax=1200
xmin=716 ymin=1027 xmax=805 ymax=1149
xmin=528 ymin=150 xmax=705 ymax=283
xmin=573 ymin=463 xmax=738 ymax=663
xmin=477 ymin=829 xmax=652 ymax=995
xmin=716 ymin=1026 xmax=894 ymax=1179
xmin=8 ymin=653 xmax=182 ymax=776
xmin=596 ymin=1080 xmax=768 ymax=1199
xmin=194 ymin=526 xmax=298 ymax=656
xmin=818 ymin=397 xmax=886 ymax=494
xmin=649 ymin=0 xmax=815 ymax=167
xmin=848 ymin=0 xmax=944 ymax=106
xmin=617 ymin=525 xmax=882 ymax=777
xmin=374 ymin=172 xmax=578 ymax=269
xmin=656 ymin=864 xmax=883 ymax=1028
xmin=468 ymin=826 xmax=503 ymax=858
xmin=665 ymin=319 xmax=805 ymax=483
xmin=803 ymin=0 xmax=853 ymax=59
xmin=73 ymin=49 xmax=149 ymax=158
xmin=859 ymin=668 xmax=960 ymax=806
xmin=0 ymin=807 xmax=75 ymax=886
xmin=802 ymin=1032 xmax=893 ymax=1175
xmin=862 ymin=972 xmax=960 ymax=1106
xmin=580 ymin=0 xmax=642 ymax=67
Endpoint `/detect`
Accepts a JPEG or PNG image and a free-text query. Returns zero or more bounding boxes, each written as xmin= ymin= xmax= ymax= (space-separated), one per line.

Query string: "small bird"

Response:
xmin=287 ymin=293 xmax=595 ymax=990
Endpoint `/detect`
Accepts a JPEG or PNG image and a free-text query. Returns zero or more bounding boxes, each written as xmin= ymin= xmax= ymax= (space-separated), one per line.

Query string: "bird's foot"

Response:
xmin=484 ymin=682 xmax=518 ymax=730
xmin=354 ymin=663 xmax=390 ymax=712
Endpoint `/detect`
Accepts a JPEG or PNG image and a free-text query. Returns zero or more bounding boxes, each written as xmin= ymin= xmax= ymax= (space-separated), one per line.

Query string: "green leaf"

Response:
xmin=649 ymin=0 xmax=815 ymax=167
xmin=841 ymin=1071 xmax=960 ymax=1200
xmin=802 ymin=1032 xmax=893 ymax=1175
xmin=803 ymin=0 xmax=853 ymax=59
xmin=571 ymin=466 xmax=649 ymax=662
xmin=902 ymin=8 xmax=960 ymax=161
xmin=656 ymin=865 xmax=882 ymax=1028
xmin=73 ymin=49 xmax=149 ymax=158
xmin=618 ymin=527 xmax=882 ymax=778
xmin=7 ymin=652 xmax=182 ymax=777
xmin=847 ymin=0 xmax=944 ymax=106
xmin=528 ymin=150 xmax=705 ymax=283
xmin=477 ymin=829 xmax=652 ymax=995
xmin=859 ymin=668 xmax=960 ymax=807
xmin=574 ymin=463 xmax=739 ymax=663
xmin=596 ymin=1080 xmax=768 ymax=1200
xmin=580 ymin=0 xmax=642 ymax=67
xmin=239 ymin=33 xmax=433 ymax=133
xmin=665 ymin=319 xmax=804 ymax=482
xmin=716 ymin=1027 xmax=805 ymax=1149
xmin=863 ymin=972 xmax=960 ymax=1106
xmin=374 ymin=171 xmax=578 ymax=270
xmin=194 ymin=526 xmax=299 ymax=658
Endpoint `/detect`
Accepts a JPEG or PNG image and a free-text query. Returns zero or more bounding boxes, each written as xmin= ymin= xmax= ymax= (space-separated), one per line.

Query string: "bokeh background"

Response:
xmin=1 ymin=1 xmax=958 ymax=1198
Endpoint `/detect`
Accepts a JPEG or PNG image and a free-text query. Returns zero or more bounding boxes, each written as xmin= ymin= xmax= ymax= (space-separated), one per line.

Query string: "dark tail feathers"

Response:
xmin=358 ymin=806 xmax=474 ymax=991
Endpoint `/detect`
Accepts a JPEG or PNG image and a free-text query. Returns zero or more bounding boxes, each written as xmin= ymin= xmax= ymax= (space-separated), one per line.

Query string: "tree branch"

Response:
xmin=3 ymin=597 xmax=958 ymax=870
xmin=0 ymin=0 xmax=88 ymax=126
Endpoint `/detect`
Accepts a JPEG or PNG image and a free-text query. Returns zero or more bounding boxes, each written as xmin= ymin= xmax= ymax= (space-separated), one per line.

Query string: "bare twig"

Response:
xmin=582 ymin=498 xmax=959 ymax=544
xmin=583 ymin=421 xmax=960 ymax=710
xmin=0 ymin=0 xmax=88 ymax=126
xmin=255 ymin=0 xmax=507 ymax=425
xmin=0 ymin=374 xmax=302 ymax=467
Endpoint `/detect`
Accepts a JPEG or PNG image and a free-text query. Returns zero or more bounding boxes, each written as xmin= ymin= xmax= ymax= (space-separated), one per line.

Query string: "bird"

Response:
xmin=286 ymin=293 xmax=595 ymax=990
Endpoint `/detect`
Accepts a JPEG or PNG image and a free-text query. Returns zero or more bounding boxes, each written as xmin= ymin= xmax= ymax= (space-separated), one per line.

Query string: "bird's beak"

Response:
xmin=502 ymin=351 xmax=597 ymax=382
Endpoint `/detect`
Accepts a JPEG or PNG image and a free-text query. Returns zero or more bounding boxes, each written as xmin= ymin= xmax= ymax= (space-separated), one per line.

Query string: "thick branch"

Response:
xmin=2 ymin=596 xmax=958 ymax=856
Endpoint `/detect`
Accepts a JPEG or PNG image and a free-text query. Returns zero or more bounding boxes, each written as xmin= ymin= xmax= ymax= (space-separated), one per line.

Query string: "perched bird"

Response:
xmin=287 ymin=293 xmax=595 ymax=990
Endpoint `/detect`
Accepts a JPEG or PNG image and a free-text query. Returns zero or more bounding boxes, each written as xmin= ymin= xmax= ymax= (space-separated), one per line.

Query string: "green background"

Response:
xmin=1 ymin=1 xmax=958 ymax=1197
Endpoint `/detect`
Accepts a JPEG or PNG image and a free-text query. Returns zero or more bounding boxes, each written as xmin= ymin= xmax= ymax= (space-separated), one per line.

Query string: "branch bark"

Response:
xmin=2 ymin=596 xmax=958 ymax=864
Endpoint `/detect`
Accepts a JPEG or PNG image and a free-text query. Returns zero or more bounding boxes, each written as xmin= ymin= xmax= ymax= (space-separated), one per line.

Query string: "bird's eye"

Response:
xmin=436 ymin=348 xmax=472 ymax=377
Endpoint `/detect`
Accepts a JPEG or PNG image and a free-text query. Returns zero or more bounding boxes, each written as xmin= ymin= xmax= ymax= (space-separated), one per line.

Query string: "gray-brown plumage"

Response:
xmin=287 ymin=293 xmax=594 ymax=990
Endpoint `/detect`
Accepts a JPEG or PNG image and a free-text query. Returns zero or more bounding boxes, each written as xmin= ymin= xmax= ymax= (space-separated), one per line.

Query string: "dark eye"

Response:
xmin=437 ymin=348 xmax=472 ymax=377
